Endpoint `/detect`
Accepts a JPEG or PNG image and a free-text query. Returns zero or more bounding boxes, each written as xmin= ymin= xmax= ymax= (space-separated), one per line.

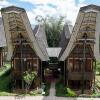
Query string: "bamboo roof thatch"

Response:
xmin=1 ymin=6 xmax=49 ymax=61
xmin=60 ymin=4 xmax=100 ymax=61
xmin=58 ymin=23 xmax=71 ymax=58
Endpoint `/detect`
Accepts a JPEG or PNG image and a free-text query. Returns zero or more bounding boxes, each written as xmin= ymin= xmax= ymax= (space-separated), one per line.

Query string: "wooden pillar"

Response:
xmin=3 ymin=49 xmax=4 ymax=66
xmin=64 ymin=60 xmax=67 ymax=86
xmin=37 ymin=58 xmax=39 ymax=71
xmin=40 ymin=60 xmax=42 ymax=85
xmin=14 ymin=58 xmax=15 ymax=70
xmin=42 ymin=61 xmax=45 ymax=83
xmin=1 ymin=49 xmax=3 ymax=67
xmin=66 ymin=60 xmax=68 ymax=87
xmin=60 ymin=61 xmax=64 ymax=81
xmin=59 ymin=61 xmax=64 ymax=84
xmin=73 ymin=54 xmax=74 ymax=71
xmin=93 ymin=59 xmax=96 ymax=93
xmin=0 ymin=52 xmax=1 ymax=67
xmin=0 ymin=48 xmax=2 ymax=67
xmin=32 ymin=57 xmax=33 ymax=70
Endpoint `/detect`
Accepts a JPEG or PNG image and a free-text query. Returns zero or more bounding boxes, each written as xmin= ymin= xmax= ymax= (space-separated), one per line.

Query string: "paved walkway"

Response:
xmin=49 ymin=81 xmax=56 ymax=96
xmin=42 ymin=80 xmax=56 ymax=100
xmin=0 ymin=96 xmax=99 ymax=100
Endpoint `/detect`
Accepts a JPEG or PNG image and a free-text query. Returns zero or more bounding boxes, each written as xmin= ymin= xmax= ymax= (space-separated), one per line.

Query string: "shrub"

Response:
xmin=29 ymin=89 xmax=41 ymax=96
xmin=44 ymin=82 xmax=50 ymax=96
xmin=23 ymin=71 xmax=37 ymax=93
xmin=55 ymin=81 xmax=66 ymax=97
xmin=65 ymin=88 xmax=77 ymax=97
xmin=91 ymin=93 xmax=100 ymax=97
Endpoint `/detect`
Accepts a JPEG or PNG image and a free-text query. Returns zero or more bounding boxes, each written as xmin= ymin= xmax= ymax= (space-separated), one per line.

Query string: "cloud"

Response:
xmin=20 ymin=0 xmax=53 ymax=4
xmin=0 ymin=0 xmax=87 ymax=26
xmin=20 ymin=0 xmax=87 ymax=25
xmin=0 ymin=0 xmax=12 ymax=8
xmin=27 ymin=5 xmax=57 ymax=25
xmin=0 ymin=0 xmax=13 ymax=16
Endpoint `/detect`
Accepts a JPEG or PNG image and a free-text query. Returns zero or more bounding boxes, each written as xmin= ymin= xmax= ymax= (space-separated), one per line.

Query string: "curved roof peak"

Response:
xmin=80 ymin=4 xmax=100 ymax=12
xmin=1 ymin=5 xmax=25 ymax=13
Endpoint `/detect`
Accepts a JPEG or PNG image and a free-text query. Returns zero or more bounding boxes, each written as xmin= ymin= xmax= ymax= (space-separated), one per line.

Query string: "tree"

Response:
xmin=44 ymin=16 xmax=65 ymax=47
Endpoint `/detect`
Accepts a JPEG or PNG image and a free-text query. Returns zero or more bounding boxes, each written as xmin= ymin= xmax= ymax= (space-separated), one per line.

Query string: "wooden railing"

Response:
xmin=68 ymin=72 xmax=94 ymax=80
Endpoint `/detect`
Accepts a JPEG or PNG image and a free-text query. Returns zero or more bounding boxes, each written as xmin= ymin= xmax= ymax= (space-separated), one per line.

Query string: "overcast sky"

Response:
xmin=0 ymin=0 xmax=100 ymax=26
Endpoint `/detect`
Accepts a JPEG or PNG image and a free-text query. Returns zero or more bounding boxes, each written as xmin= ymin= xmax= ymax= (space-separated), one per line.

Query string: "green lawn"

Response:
xmin=0 ymin=73 xmax=11 ymax=92
xmin=55 ymin=80 xmax=66 ymax=97
xmin=0 ymin=62 xmax=11 ymax=76
xmin=0 ymin=62 xmax=12 ymax=95
xmin=55 ymin=80 xmax=77 ymax=97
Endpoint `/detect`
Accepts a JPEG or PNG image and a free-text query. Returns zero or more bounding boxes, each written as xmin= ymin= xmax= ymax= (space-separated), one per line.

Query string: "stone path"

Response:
xmin=49 ymin=81 xmax=56 ymax=96
xmin=0 ymin=96 xmax=99 ymax=100
xmin=42 ymin=80 xmax=56 ymax=100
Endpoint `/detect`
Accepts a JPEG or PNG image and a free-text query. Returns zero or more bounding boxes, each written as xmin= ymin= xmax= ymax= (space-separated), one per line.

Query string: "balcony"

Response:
xmin=68 ymin=72 xmax=94 ymax=80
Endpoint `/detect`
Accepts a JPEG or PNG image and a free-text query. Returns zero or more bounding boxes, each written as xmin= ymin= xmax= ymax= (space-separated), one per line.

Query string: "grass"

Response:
xmin=0 ymin=71 xmax=12 ymax=92
xmin=0 ymin=62 xmax=12 ymax=95
xmin=0 ymin=92 xmax=16 ymax=96
xmin=55 ymin=80 xmax=66 ymax=97
xmin=0 ymin=62 xmax=11 ymax=76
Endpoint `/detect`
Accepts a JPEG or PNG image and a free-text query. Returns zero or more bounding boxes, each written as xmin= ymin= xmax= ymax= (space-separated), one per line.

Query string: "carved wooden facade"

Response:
xmin=66 ymin=11 xmax=97 ymax=92
xmin=59 ymin=5 xmax=98 ymax=94
xmin=66 ymin=42 xmax=94 ymax=90
xmin=7 ymin=12 xmax=41 ymax=91
xmin=1 ymin=6 xmax=49 ymax=92
xmin=11 ymin=34 xmax=41 ymax=90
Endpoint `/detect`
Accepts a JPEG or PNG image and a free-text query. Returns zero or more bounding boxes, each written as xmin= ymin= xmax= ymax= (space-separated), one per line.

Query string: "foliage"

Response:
xmin=23 ymin=71 xmax=37 ymax=85
xmin=0 ymin=62 xmax=12 ymax=96
xmin=23 ymin=71 xmax=37 ymax=93
xmin=55 ymin=78 xmax=76 ymax=97
xmin=91 ymin=93 xmax=100 ymax=97
xmin=0 ymin=71 xmax=11 ymax=92
xmin=96 ymin=61 xmax=100 ymax=75
xmin=28 ymin=82 xmax=50 ymax=96
xmin=65 ymin=88 xmax=77 ymax=97
xmin=55 ymin=80 xmax=66 ymax=97
xmin=0 ymin=62 xmax=11 ymax=76
xmin=29 ymin=88 xmax=42 ymax=96
xmin=43 ymin=82 xmax=51 ymax=96
xmin=44 ymin=16 xmax=64 ymax=47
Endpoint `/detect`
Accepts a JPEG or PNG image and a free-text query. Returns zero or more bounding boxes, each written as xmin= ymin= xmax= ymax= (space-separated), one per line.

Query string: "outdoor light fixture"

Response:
xmin=24 ymin=58 xmax=26 ymax=62
xmin=58 ymin=68 xmax=61 ymax=71
xmin=46 ymin=68 xmax=49 ymax=71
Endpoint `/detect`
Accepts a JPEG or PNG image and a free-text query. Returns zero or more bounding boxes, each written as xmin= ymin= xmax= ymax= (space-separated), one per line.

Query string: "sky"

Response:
xmin=0 ymin=0 xmax=100 ymax=26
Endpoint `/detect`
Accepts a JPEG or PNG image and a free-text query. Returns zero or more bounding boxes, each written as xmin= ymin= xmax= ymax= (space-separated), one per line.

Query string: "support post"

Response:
xmin=64 ymin=60 xmax=67 ymax=86
xmin=93 ymin=59 xmax=96 ymax=93
xmin=81 ymin=33 xmax=87 ymax=94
